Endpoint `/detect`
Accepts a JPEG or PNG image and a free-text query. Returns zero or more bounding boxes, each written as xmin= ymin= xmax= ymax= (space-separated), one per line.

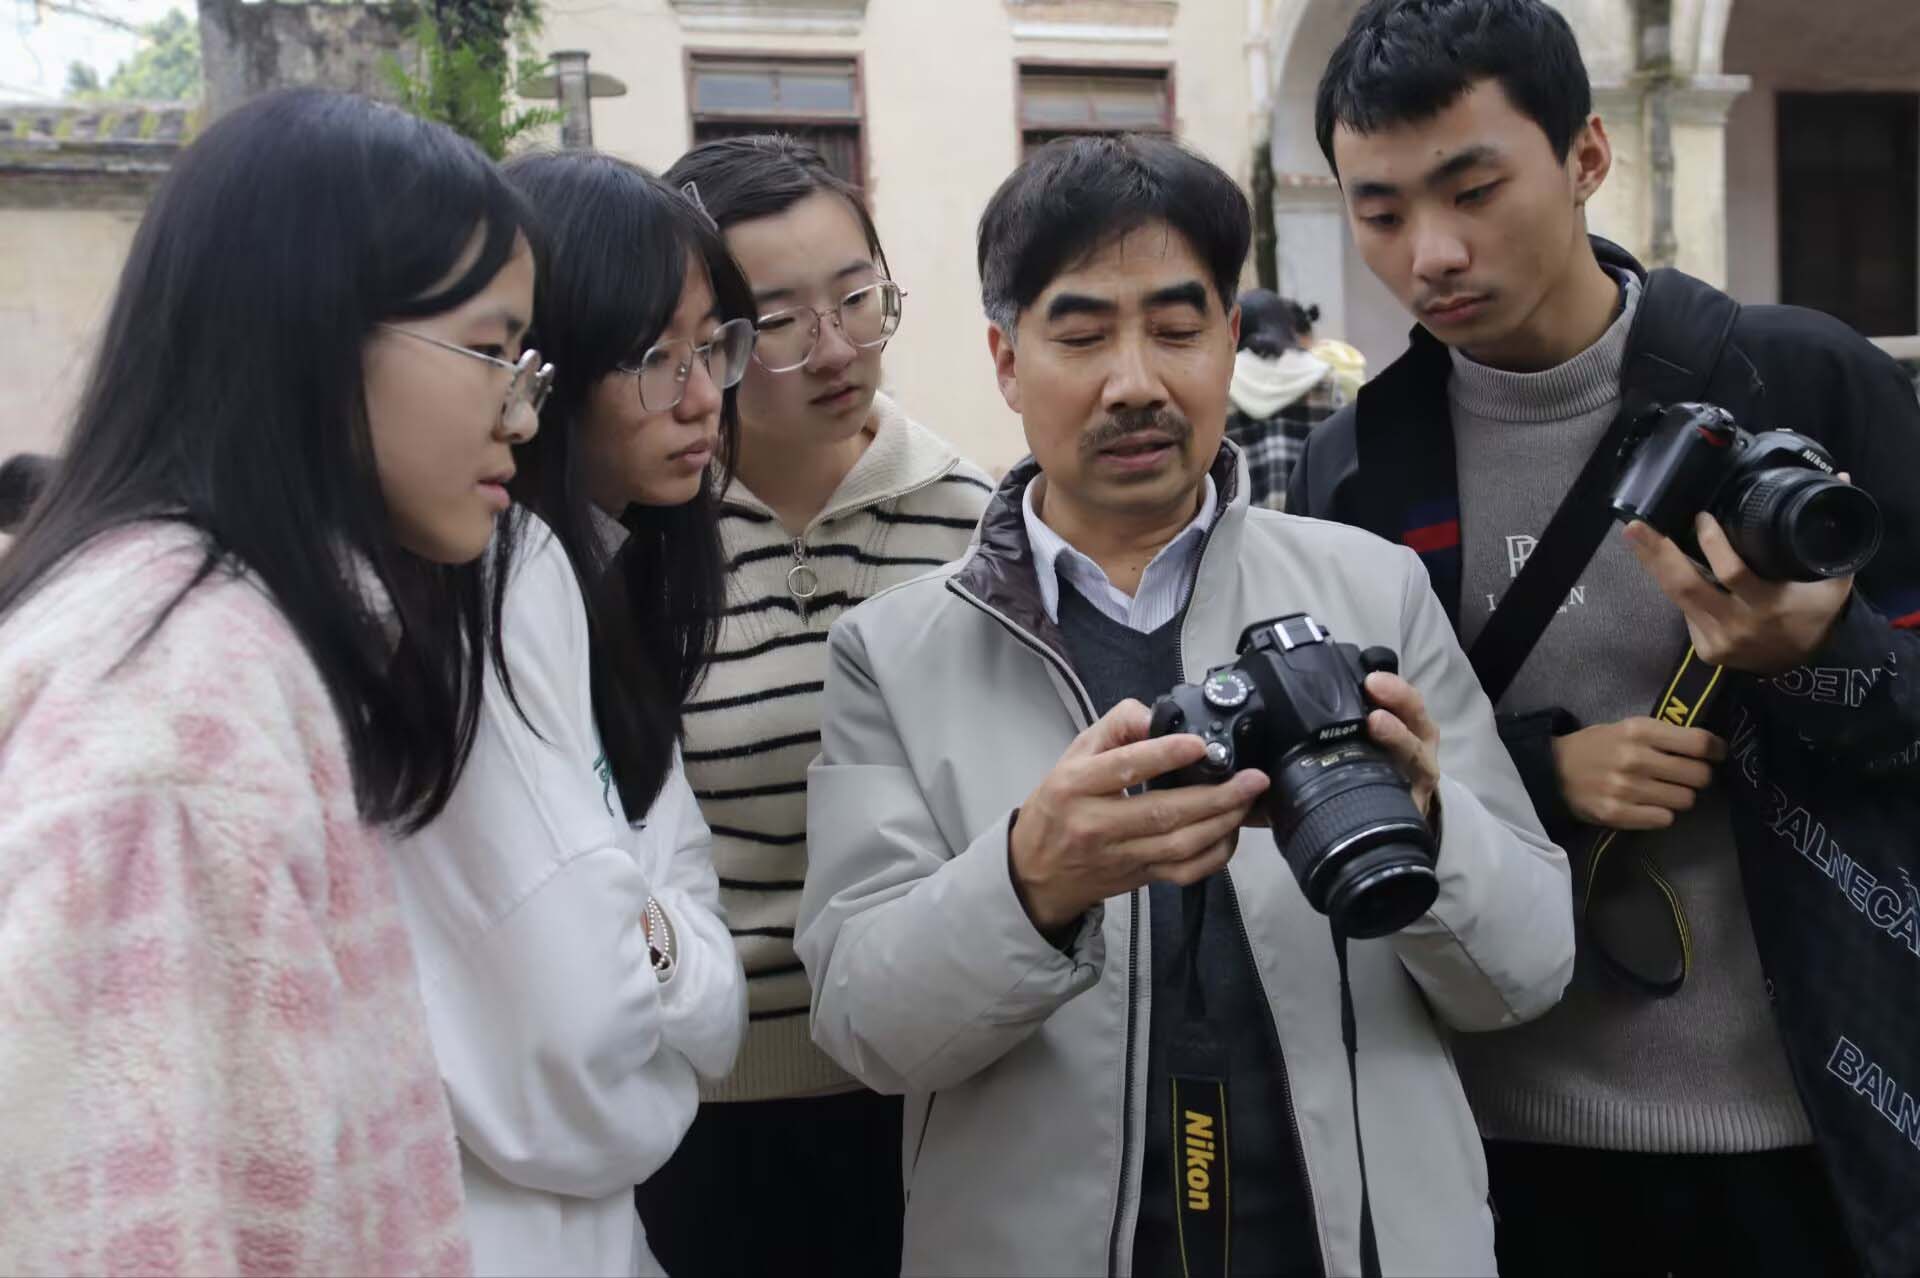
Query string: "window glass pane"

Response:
xmin=1022 ymin=76 xmax=1094 ymax=128
xmin=694 ymin=121 xmax=864 ymax=187
xmin=695 ymin=69 xmax=778 ymax=113
xmin=1021 ymin=70 xmax=1168 ymax=131
xmin=1088 ymin=77 xmax=1169 ymax=129
xmin=779 ymin=67 xmax=857 ymax=115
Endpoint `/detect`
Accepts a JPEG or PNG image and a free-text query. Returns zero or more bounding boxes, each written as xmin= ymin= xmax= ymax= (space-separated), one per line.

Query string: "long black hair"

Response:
xmin=0 ymin=88 xmax=539 ymax=834
xmin=500 ymin=150 xmax=750 ymax=817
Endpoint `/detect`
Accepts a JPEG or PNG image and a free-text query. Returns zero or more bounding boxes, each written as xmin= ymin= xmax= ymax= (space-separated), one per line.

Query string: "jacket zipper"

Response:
xmin=906 ymin=1092 xmax=937 ymax=1204
xmin=946 ymin=581 xmax=1145 ymax=1276
xmin=1109 ymin=898 xmax=1141 ymax=1277
xmin=787 ymin=536 xmax=817 ymax=619
xmin=770 ymin=458 xmax=965 ymax=623
xmin=1222 ymin=878 xmax=1329 ymax=1278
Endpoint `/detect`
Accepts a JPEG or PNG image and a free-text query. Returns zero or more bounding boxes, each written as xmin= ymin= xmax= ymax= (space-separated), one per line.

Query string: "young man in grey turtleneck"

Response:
xmin=1281 ymin=0 xmax=1920 ymax=1272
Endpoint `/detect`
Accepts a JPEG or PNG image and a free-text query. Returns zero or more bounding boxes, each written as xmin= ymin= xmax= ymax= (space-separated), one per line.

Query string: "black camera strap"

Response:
xmin=1579 ymin=645 xmax=1728 ymax=996
xmin=1465 ymin=271 xmax=1742 ymax=705
xmin=1165 ymin=898 xmax=1383 ymax=1278
xmin=1168 ymin=886 xmax=1230 ymax=1278
xmin=1332 ymin=927 xmax=1383 ymax=1278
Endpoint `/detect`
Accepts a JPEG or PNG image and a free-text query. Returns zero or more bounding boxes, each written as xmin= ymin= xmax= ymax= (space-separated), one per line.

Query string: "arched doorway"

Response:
xmin=1266 ymin=0 xmax=1414 ymax=376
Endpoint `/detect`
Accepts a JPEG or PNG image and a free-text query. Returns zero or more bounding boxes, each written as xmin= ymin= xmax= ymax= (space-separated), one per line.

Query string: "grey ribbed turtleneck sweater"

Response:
xmin=1446 ymin=274 xmax=1813 ymax=1153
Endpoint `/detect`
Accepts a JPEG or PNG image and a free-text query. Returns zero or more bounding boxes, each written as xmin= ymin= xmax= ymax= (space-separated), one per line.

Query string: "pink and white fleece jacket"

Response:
xmin=0 ymin=525 xmax=471 ymax=1276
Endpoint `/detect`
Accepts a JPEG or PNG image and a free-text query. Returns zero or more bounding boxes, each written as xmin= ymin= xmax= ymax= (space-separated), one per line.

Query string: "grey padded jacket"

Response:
xmin=798 ymin=445 xmax=1576 ymax=1276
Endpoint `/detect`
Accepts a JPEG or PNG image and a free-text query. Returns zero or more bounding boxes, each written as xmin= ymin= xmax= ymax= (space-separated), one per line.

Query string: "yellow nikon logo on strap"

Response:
xmin=1661 ymin=695 xmax=1690 ymax=726
xmin=1183 ymin=1110 xmax=1216 ymax=1211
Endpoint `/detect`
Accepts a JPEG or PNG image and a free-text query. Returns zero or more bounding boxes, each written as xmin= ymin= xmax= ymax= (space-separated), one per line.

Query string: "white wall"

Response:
xmin=0 ymin=206 xmax=140 ymax=462
xmin=543 ymin=0 xmax=1256 ymax=472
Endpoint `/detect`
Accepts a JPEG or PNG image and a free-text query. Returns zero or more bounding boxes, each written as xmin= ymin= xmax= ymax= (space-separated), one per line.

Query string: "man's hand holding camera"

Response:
xmin=1009 ymin=700 xmax=1271 ymax=935
xmin=1007 ymin=665 xmax=1445 ymax=938
xmin=1363 ymin=671 xmax=1442 ymax=820
xmin=1624 ymin=510 xmax=1853 ymax=675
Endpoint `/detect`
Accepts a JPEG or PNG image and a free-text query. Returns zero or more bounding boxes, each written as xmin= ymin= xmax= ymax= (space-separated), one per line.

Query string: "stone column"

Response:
xmin=1669 ymin=74 xmax=1750 ymax=287
xmin=1271 ymin=180 xmax=1349 ymax=339
xmin=1592 ymin=80 xmax=1652 ymax=263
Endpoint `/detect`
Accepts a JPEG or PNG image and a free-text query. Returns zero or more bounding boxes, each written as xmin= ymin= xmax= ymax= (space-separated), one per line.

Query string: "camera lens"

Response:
xmin=1268 ymin=746 xmax=1438 ymax=939
xmin=1323 ymin=840 xmax=1443 ymax=940
xmin=1726 ymin=468 xmax=1882 ymax=580
xmin=1784 ymin=483 xmax=1881 ymax=578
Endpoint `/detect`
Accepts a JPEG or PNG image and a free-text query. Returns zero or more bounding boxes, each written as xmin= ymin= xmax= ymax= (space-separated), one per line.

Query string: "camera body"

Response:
xmin=1146 ymin=614 xmax=1438 ymax=939
xmin=1611 ymin=403 xmax=1881 ymax=581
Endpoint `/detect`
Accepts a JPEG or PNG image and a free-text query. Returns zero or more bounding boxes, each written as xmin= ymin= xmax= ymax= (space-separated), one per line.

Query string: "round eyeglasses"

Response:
xmin=379 ymin=325 xmax=554 ymax=442
xmin=753 ymin=280 xmax=905 ymax=374
xmin=624 ymin=317 xmax=757 ymax=413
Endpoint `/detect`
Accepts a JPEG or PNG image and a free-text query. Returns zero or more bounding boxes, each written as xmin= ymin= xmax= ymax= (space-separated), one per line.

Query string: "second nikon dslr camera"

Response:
xmin=1146 ymin=614 xmax=1438 ymax=939
xmin=1612 ymin=403 xmax=1881 ymax=581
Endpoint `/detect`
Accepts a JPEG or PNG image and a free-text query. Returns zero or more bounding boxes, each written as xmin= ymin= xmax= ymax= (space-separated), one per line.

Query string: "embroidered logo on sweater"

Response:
xmin=1483 ymin=533 xmax=1589 ymax=617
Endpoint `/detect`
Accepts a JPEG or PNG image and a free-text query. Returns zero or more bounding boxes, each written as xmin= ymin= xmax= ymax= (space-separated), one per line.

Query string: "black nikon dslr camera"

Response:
xmin=1145 ymin=614 xmax=1438 ymax=939
xmin=1612 ymin=403 xmax=1882 ymax=581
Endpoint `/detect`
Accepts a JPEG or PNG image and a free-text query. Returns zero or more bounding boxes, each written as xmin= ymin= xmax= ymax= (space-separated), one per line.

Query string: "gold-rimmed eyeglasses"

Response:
xmin=619 ymin=317 xmax=757 ymax=413
xmin=753 ymin=280 xmax=905 ymax=374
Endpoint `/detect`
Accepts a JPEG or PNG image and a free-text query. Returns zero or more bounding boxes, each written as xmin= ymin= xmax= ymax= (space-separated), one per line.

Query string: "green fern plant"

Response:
xmin=384 ymin=3 xmax=561 ymax=161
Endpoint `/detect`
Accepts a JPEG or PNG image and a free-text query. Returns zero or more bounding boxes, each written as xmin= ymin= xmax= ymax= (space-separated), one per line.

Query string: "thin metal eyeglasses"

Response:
xmin=379 ymin=325 xmax=555 ymax=438
xmin=619 ymin=317 xmax=757 ymax=413
xmin=753 ymin=280 xmax=906 ymax=374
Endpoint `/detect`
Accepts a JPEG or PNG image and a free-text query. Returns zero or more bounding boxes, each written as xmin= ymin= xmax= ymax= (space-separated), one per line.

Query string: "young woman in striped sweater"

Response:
xmin=0 ymin=89 xmax=547 ymax=1274
xmin=640 ymin=137 xmax=991 ymax=1275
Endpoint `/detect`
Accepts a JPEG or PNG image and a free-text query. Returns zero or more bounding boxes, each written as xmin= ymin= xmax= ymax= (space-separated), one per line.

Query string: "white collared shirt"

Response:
xmin=1022 ymin=474 xmax=1218 ymax=634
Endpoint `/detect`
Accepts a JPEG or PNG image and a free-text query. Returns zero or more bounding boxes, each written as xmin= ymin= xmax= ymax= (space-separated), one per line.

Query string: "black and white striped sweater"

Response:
xmin=688 ymin=394 xmax=991 ymax=1101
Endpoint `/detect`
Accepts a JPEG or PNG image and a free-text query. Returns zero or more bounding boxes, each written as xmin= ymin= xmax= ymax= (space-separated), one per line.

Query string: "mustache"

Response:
xmin=1081 ymin=407 xmax=1193 ymax=458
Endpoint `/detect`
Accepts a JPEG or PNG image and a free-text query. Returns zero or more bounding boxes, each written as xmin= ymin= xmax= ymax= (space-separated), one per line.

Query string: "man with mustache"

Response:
xmin=1288 ymin=2 xmax=1920 ymax=1273
xmin=794 ymin=133 xmax=1576 ymax=1276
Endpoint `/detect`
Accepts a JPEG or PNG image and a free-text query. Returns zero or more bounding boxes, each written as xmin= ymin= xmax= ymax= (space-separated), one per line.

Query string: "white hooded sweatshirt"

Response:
xmin=1229 ymin=346 xmax=1335 ymax=419
xmin=393 ymin=515 xmax=746 ymax=1277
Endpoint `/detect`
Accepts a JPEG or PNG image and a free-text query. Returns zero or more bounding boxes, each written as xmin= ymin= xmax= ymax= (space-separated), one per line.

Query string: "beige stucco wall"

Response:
xmin=542 ymin=0 xmax=1255 ymax=472
xmin=0 ymin=205 xmax=140 ymax=462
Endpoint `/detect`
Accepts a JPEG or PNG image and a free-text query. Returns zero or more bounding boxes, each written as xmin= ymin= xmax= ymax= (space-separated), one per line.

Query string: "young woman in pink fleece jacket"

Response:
xmin=0 ymin=89 xmax=553 ymax=1275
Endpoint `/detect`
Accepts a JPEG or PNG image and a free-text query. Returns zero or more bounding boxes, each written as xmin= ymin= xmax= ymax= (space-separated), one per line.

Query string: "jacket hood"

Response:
xmin=1231 ymin=348 xmax=1332 ymax=419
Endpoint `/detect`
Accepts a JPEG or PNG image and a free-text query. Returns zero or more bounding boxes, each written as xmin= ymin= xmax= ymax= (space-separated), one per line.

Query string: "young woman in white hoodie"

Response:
xmin=391 ymin=154 xmax=750 ymax=1277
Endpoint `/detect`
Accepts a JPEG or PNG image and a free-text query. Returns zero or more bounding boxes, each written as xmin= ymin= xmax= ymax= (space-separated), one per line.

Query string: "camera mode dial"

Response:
xmin=1202 ymin=671 xmax=1252 ymax=710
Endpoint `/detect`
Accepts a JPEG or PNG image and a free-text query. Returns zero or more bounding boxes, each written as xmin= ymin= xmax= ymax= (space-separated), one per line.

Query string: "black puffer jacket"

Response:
xmin=1287 ymin=239 xmax=1920 ymax=1275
